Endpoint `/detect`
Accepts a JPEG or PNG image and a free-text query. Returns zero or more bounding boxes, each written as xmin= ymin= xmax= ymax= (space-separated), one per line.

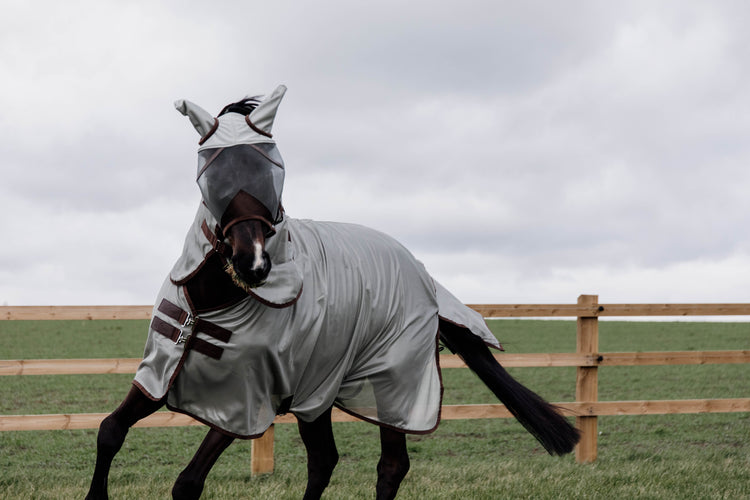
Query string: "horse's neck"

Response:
xmin=184 ymin=252 xmax=250 ymax=313
xmin=169 ymin=203 xmax=222 ymax=285
xmin=264 ymin=216 xmax=295 ymax=263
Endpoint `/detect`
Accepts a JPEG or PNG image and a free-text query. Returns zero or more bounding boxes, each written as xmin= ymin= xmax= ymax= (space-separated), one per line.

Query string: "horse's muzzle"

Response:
xmin=231 ymin=250 xmax=272 ymax=288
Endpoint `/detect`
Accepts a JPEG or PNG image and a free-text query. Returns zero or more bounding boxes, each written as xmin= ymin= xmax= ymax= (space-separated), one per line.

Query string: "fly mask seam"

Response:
xmin=196 ymin=147 xmax=226 ymax=180
xmin=249 ymin=144 xmax=284 ymax=168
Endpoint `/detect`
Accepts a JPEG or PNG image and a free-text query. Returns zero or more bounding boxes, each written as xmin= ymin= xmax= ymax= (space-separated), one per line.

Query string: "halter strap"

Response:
xmin=220 ymin=190 xmax=277 ymax=236
xmin=201 ymin=220 xmax=232 ymax=258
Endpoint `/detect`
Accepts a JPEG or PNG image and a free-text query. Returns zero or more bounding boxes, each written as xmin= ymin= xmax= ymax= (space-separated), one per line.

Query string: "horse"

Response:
xmin=85 ymin=85 xmax=580 ymax=500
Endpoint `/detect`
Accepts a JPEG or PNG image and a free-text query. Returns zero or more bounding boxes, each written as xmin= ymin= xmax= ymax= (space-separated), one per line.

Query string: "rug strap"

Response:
xmin=149 ymin=299 xmax=232 ymax=360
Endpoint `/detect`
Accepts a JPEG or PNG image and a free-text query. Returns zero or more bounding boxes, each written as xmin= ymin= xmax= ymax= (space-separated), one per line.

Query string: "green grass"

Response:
xmin=1 ymin=319 xmax=748 ymax=499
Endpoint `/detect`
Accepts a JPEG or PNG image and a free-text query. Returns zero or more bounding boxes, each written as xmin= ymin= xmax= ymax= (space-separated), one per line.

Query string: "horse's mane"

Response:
xmin=218 ymin=97 xmax=263 ymax=117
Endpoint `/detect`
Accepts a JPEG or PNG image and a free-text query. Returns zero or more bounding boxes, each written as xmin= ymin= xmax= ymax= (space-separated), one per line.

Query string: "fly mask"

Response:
xmin=175 ymin=85 xmax=287 ymax=287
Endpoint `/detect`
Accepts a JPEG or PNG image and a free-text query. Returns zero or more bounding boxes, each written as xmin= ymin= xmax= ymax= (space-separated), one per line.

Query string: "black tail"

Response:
xmin=439 ymin=321 xmax=580 ymax=456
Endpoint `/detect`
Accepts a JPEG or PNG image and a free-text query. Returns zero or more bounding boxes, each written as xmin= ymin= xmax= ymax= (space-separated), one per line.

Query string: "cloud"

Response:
xmin=0 ymin=191 xmax=198 ymax=305
xmin=2 ymin=1 xmax=749 ymax=306
xmin=421 ymin=250 xmax=750 ymax=305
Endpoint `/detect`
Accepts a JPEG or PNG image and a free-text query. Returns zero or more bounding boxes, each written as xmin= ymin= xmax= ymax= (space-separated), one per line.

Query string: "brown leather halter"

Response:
xmin=220 ymin=190 xmax=277 ymax=237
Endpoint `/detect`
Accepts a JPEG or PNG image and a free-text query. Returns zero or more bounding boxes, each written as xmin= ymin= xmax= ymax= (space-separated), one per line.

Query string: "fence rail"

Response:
xmin=3 ymin=350 xmax=750 ymax=376
xmin=1 ymin=297 xmax=748 ymax=470
xmin=4 ymin=302 xmax=750 ymax=320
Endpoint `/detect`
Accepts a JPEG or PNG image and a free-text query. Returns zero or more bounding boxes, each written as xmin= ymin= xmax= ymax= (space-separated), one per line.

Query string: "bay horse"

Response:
xmin=86 ymin=85 xmax=579 ymax=500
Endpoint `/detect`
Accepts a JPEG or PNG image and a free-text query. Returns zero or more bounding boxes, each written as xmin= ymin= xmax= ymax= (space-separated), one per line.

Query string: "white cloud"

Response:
xmin=2 ymin=1 xmax=749 ymax=308
xmin=421 ymin=249 xmax=750 ymax=305
xmin=0 ymin=192 xmax=197 ymax=305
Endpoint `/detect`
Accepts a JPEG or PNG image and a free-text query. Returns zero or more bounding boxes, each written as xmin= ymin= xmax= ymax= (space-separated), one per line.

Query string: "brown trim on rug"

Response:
xmin=131 ymin=336 xmax=193 ymax=400
xmin=183 ymin=284 xmax=198 ymax=313
xmin=438 ymin=315 xmax=504 ymax=351
xmin=434 ymin=328 xmax=445 ymax=431
xmin=170 ymin=249 xmax=217 ymax=286
xmin=165 ymin=402 xmax=270 ymax=440
xmin=245 ymin=282 xmax=304 ymax=309
xmin=171 ymin=219 xmax=231 ymax=287
xmin=131 ymin=380 xmax=162 ymax=402
xmin=167 ymin=346 xmax=191 ymax=398
xmin=332 ymin=402 xmax=441 ymax=436
xmin=183 ymin=268 xmax=249 ymax=314
xmin=331 ymin=329 xmax=444 ymax=436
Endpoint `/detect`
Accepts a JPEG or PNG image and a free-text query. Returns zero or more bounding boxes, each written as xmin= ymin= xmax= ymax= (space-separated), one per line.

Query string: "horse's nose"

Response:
xmin=232 ymin=250 xmax=271 ymax=287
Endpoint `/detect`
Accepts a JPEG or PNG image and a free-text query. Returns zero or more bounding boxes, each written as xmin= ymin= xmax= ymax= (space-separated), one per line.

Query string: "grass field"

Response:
xmin=1 ymin=319 xmax=748 ymax=499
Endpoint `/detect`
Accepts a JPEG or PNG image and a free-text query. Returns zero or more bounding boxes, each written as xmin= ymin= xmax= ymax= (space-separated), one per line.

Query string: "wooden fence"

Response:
xmin=1 ymin=295 xmax=749 ymax=472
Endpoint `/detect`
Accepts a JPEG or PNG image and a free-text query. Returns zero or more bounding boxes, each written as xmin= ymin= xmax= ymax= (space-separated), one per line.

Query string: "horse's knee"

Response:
xmin=306 ymin=446 xmax=339 ymax=493
xmin=96 ymin=414 xmax=128 ymax=456
xmin=172 ymin=473 xmax=205 ymax=500
xmin=377 ymin=452 xmax=410 ymax=484
xmin=316 ymin=446 xmax=339 ymax=478
xmin=298 ymin=408 xmax=339 ymax=497
xmin=377 ymin=428 xmax=409 ymax=493
xmin=376 ymin=451 xmax=410 ymax=500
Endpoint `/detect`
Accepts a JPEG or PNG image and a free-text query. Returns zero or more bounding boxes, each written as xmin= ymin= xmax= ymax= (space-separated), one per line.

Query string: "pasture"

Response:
xmin=1 ymin=318 xmax=748 ymax=499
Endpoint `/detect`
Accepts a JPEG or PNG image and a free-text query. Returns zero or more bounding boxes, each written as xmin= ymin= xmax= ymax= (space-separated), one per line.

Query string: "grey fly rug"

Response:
xmin=133 ymin=203 xmax=501 ymax=438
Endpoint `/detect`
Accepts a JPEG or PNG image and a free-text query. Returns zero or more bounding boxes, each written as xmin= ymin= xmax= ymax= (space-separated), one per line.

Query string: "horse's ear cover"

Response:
xmin=175 ymin=85 xmax=287 ymax=148
xmin=247 ymin=85 xmax=287 ymax=136
xmin=174 ymin=99 xmax=215 ymax=137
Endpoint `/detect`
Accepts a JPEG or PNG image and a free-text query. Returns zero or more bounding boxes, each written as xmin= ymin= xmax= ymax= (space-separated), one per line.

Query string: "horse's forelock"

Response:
xmin=218 ymin=97 xmax=263 ymax=117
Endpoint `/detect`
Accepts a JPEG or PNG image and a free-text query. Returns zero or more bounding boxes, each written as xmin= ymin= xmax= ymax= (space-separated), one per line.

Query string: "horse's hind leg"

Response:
xmin=172 ymin=428 xmax=234 ymax=500
xmin=86 ymin=385 xmax=165 ymax=500
xmin=297 ymin=406 xmax=339 ymax=500
xmin=376 ymin=427 xmax=410 ymax=500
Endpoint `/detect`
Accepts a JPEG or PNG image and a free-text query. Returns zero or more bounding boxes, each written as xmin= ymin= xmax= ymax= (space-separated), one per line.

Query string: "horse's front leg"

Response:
xmin=172 ymin=428 xmax=235 ymax=500
xmin=376 ymin=427 xmax=410 ymax=500
xmin=297 ymin=407 xmax=338 ymax=500
xmin=86 ymin=385 xmax=166 ymax=500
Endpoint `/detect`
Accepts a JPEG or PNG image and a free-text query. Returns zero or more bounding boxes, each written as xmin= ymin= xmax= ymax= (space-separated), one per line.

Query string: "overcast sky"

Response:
xmin=2 ymin=1 xmax=749 ymax=307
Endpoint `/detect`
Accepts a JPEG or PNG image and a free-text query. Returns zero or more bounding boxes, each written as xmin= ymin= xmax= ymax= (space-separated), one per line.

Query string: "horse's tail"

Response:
xmin=439 ymin=320 xmax=580 ymax=456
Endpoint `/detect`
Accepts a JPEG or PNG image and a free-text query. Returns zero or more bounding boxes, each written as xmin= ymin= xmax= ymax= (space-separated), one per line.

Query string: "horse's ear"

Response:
xmin=247 ymin=85 xmax=287 ymax=136
xmin=174 ymin=99 xmax=216 ymax=137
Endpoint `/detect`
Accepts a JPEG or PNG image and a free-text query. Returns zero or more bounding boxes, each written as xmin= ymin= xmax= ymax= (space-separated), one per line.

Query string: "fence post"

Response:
xmin=575 ymin=294 xmax=599 ymax=463
xmin=250 ymin=424 xmax=275 ymax=475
